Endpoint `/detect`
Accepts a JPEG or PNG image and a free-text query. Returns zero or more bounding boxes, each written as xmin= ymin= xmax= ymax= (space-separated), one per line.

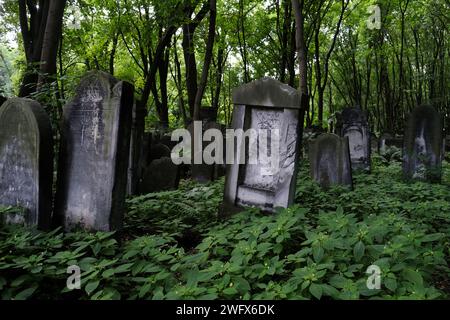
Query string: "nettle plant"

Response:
xmin=0 ymin=160 xmax=449 ymax=300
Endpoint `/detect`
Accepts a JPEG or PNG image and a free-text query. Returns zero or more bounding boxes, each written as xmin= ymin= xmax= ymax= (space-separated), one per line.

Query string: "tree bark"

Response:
xmin=193 ymin=0 xmax=217 ymax=121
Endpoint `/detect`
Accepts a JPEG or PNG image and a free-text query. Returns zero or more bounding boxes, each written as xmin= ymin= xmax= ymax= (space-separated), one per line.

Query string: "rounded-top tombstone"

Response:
xmin=308 ymin=133 xmax=353 ymax=190
xmin=0 ymin=98 xmax=53 ymax=229
xmin=403 ymin=105 xmax=444 ymax=183
xmin=55 ymin=71 xmax=134 ymax=231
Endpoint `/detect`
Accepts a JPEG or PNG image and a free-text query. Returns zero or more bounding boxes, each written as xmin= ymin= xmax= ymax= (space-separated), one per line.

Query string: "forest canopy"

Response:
xmin=0 ymin=0 xmax=448 ymax=133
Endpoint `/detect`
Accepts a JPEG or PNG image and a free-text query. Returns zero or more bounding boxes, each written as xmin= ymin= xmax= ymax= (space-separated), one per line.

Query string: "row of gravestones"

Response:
xmin=0 ymin=74 xmax=446 ymax=232
xmin=309 ymin=105 xmax=446 ymax=189
xmin=0 ymin=71 xmax=133 ymax=231
xmin=0 ymin=70 xmax=230 ymax=232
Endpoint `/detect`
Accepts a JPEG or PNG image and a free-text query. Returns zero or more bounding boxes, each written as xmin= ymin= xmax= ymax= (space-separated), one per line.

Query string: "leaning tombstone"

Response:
xmin=337 ymin=108 xmax=371 ymax=172
xmin=54 ymin=71 xmax=134 ymax=231
xmin=403 ymin=105 xmax=444 ymax=183
xmin=309 ymin=134 xmax=353 ymax=189
xmin=222 ymin=77 xmax=302 ymax=215
xmin=0 ymin=98 xmax=53 ymax=229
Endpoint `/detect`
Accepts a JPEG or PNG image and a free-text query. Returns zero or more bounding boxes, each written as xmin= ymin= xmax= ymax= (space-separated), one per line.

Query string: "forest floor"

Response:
xmin=0 ymin=149 xmax=449 ymax=300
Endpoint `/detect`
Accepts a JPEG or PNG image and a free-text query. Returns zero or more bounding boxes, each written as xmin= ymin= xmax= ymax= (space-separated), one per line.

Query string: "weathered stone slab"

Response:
xmin=55 ymin=71 xmax=134 ymax=231
xmin=403 ymin=105 xmax=444 ymax=183
xmin=0 ymin=98 xmax=53 ymax=229
xmin=222 ymin=77 xmax=302 ymax=215
xmin=337 ymin=108 xmax=371 ymax=172
xmin=308 ymin=134 xmax=353 ymax=189
xmin=139 ymin=157 xmax=180 ymax=194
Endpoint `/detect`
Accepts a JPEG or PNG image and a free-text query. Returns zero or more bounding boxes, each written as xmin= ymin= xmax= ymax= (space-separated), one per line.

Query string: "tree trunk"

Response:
xmin=193 ymin=0 xmax=217 ymax=121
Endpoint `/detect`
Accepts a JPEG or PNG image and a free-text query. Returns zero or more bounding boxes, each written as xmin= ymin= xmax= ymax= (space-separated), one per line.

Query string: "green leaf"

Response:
xmin=102 ymin=269 xmax=115 ymax=278
xmin=114 ymin=263 xmax=134 ymax=274
xmin=402 ymin=269 xmax=423 ymax=286
xmin=353 ymin=241 xmax=365 ymax=262
xmin=385 ymin=277 xmax=397 ymax=292
xmin=223 ymin=287 xmax=238 ymax=296
xmin=312 ymin=245 xmax=324 ymax=263
xmin=85 ymin=280 xmax=100 ymax=296
xmin=309 ymin=283 xmax=323 ymax=300
xmin=14 ymin=286 xmax=37 ymax=300
xmin=422 ymin=233 xmax=444 ymax=242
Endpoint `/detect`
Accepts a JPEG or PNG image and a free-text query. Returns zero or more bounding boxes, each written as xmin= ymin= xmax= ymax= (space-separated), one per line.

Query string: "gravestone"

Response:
xmin=222 ymin=77 xmax=302 ymax=215
xmin=403 ymin=105 xmax=444 ymax=183
xmin=54 ymin=71 xmax=134 ymax=231
xmin=139 ymin=157 xmax=180 ymax=194
xmin=126 ymin=100 xmax=146 ymax=196
xmin=337 ymin=108 xmax=371 ymax=172
xmin=309 ymin=134 xmax=353 ymax=189
xmin=137 ymin=143 xmax=180 ymax=194
xmin=0 ymin=98 xmax=53 ymax=229
xmin=189 ymin=119 xmax=223 ymax=183
xmin=379 ymin=133 xmax=403 ymax=153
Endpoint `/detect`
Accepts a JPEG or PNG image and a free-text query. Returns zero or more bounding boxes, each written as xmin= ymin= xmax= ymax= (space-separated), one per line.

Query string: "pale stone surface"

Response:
xmin=403 ymin=105 xmax=444 ymax=183
xmin=337 ymin=108 xmax=371 ymax=172
xmin=0 ymin=98 xmax=53 ymax=229
xmin=309 ymin=134 xmax=353 ymax=189
xmin=223 ymin=78 xmax=302 ymax=215
xmin=55 ymin=71 xmax=133 ymax=231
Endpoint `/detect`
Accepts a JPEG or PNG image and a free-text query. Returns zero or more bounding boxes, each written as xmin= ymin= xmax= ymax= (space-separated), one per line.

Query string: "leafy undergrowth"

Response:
xmin=0 ymin=155 xmax=449 ymax=300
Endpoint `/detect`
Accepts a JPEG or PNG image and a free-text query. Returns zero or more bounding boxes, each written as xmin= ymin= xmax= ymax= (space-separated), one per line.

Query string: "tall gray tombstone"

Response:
xmin=222 ymin=78 xmax=302 ymax=215
xmin=338 ymin=108 xmax=371 ymax=172
xmin=309 ymin=134 xmax=353 ymax=189
xmin=403 ymin=105 xmax=444 ymax=183
xmin=55 ymin=71 xmax=134 ymax=231
xmin=0 ymin=98 xmax=53 ymax=229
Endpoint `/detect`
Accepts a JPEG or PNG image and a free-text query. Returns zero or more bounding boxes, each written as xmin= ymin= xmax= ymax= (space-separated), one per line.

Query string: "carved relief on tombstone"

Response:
xmin=337 ymin=108 xmax=371 ymax=172
xmin=403 ymin=105 xmax=444 ymax=183
xmin=0 ymin=98 xmax=54 ymax=229
xmin=308 ymin=134 xmax=353 ymax=190
xmin=222 ymin=77 xmax=302 ymax=215
xmin=55 ymin=71 xmax=134 ymax=231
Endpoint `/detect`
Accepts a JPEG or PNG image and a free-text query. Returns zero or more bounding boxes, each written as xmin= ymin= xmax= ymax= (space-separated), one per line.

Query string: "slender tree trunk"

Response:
xmin=193 ymin=0 xmax=217 ymax=121
xmin=38 ymin=0 xmax=67 ymax=89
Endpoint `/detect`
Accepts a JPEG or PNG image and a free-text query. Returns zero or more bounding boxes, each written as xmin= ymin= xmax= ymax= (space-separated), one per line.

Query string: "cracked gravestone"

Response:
xmin=0 ymin=98 xmax=53 ymax=229
xmin=54 ymin=71 xmax=134 ymax=231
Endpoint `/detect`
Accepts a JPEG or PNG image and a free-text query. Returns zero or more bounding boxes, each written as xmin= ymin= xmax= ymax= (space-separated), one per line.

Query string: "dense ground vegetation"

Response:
xmin=1 ymin=151 xmax=449 ymax=300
